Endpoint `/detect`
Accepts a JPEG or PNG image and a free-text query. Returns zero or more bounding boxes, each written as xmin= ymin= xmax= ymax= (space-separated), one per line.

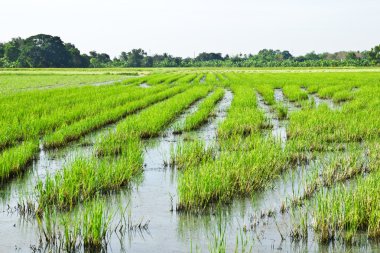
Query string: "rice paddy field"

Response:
xmin=1 ymin=67 xmax=380 ymax=252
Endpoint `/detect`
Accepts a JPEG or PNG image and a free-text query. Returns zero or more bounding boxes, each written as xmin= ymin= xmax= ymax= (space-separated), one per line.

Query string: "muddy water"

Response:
xmin=310 ymin=94 xmax=336 ymax=109
xmin=92 ymin=80 xmax=123 ymax=86
xmin=257 ymin=89 xmax=300 ymax=145
xmin=139 ymin=83 xmax=151 ymax=88
xmin=301 ymin=88 xmax=337 ymax=109
xmin=189 ymin=90 xmax=233 ymax=146
xmin=256 ymin=92 xmax=287 ymax=144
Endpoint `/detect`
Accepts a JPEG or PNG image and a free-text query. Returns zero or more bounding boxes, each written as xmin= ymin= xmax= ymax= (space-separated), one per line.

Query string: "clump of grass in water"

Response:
xmin=282 ymin=85 xmax=308 ymax=102
xmin=208 ymin=217 xmax=227 ymax=253
xmin=274 ymin=102 xmax=288 ymax=120
xmin=35 ymin=199 xmax=113 ymax=252
xmin=82 ymin=200 xmax=113 ymax=251
xmin=0 ymin=140 xmax=39 ymax=183
xmin=290 ymin=205 xmax=309 ymax=242
xmin=170 ymin=140 xmax=215 ymax=169
xmin=311 ymin=144 xmax=380 ymax=243
xmin=37 ymin=138 xmax=142 ymax=211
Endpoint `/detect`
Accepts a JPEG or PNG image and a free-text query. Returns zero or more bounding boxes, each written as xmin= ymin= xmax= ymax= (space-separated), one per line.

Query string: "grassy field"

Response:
xmin=1 ymin=68 xmax=380 ymax=252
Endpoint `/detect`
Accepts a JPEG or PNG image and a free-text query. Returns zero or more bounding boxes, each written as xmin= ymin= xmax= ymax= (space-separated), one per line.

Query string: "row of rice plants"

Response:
xmin=282 ymin=85 xmax=308 ymax=102
xmin=42 ymin=84 xmax=186 ymax=148
xmin=0 ymin=84 xmax=141 ymax=150
xmin=96 ymin=85 xmax=212 ymax=156
xmin=175 ymin=88 xmax=225 ymax=133
xmin=0 ymin=141 xmax=39 ymax=183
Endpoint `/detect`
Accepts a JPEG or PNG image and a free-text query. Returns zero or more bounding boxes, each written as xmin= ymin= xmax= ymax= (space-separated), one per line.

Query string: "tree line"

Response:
xmin=0 ymin=34 xmax=379 ymax=68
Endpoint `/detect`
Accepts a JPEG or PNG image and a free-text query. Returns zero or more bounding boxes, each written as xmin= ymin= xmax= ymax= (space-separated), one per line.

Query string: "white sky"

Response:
xmin=1 ymin=0 xmax=379 ymax=58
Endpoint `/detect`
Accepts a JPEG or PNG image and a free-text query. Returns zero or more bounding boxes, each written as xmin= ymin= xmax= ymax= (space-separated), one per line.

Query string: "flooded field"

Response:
xmin=1 ymin=69 xmax=380 ymax=252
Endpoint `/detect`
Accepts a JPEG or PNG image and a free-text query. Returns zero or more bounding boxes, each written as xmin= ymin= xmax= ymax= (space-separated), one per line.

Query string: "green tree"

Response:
xmin=127 ymin=49 xmax=146 ymax=67
xmin=3 ymin=37 xmax=23 ymax=62
xmin=18 ymin=34 xmax=70 ymax=67
xmin=89 ymin=51 xmax=111 ymax=67
xmin=65 ymin=43 xmax=89 ymax=67
xmin=368 ymin=45 xmax=380 ymax=64
xmin=0 ymin=43 xmax=4 ymax=58
xmin=195 ymin=52 xmax=223 ymax=61
xmin=346 ymin=51 xmax=358 ymax=60
xmin=304 ymin=51 xmax=321 ymax=61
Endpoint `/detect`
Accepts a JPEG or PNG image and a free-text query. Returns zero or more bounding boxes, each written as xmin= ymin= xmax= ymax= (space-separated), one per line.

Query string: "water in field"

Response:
xmin=256 ymin=92 xmax=288 ymax=144
xmin=139 ymin=83 xmax=151 ymax=88
xmin=301 ymin=87 xmax=338 ymax=110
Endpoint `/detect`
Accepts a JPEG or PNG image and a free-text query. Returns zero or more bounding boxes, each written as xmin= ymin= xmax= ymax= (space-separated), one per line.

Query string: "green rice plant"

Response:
xmin=204 ymin=73 xmax=219 ymax=86
xmin=311 ymin=143 xmax=380 ymax=242
xmin=218 ymin=86 xmax=266 ymax=139
xmin=208 ymin=216 xmax=227 ymax=253
xmin=282 ymin=85 xmax=308 ymax=102
xmin=0 ymin=72 xmax=133 ymax=92
xmin=36 ymin=207 xmax=59 ymax=245
xmin=82 ymin=200 xmax=113 ymax=251
xmin=170 ymin=140 xmax=215 ymax=169
xmin=37 ymin=137 xmax=142 ymax=210
xmin=287 ymin=88 xmax=380 ymax=151
xmin=332 ymin=90 xmax=353 ymax=103
xmin=295 ymin=146 xmax=367 ymax=202
xmin=307 ymin=84 xmax=320 ymax=94
xmin=274 ymin=102 xmax=288 ymax=120
xmin=177 ymin=80 xmax=290 ymax=210
xmin=0 ymin=140 xmax=39 ymax=183
xmin=318 ymin=85 xmax=346 ymax=99
xmin=36 ymin=198 xmax=114 ymax=252
xmin=178 ymin=88 xmax=225 ymax=132
xmin=177 ymin=137 xmax=287 ymax=210
xmin=290 ymin=205 xmax=309 ymax=241
xmin=60 ymin=215 xmax=81 ymax=252
xmin=43 ymin=85 xmax=185 ymax=148
xmin=175 ymin=73 xmax=198 ymax=84
xmin=0 ymin=83 xmax=156 ymax=152
xmin=254 ymin=84 xmax=275 ymax=105
xmin=96 ymin=85 xmax=212 ymax=155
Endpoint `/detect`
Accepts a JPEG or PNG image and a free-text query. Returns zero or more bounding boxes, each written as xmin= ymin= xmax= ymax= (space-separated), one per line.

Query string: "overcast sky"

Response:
xmin=1 ymin=0 xmax=379 ymax=57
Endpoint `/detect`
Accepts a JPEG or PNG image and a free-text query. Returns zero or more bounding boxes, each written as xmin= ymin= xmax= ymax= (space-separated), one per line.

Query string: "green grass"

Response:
xmin=176 ymin=88 xmax=225 ymax=132
xmin=42 ymin=85 xmax=183 ymax=148
xmin=37 ymin=137 xmax=142 ymax=210
xmin=0 ymin=140 xmax=39 ymax=183
xmin=282 ymin=85 xmax=308 ymax=102
xmin=96 ymin=85 xmax=212 ymax=156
